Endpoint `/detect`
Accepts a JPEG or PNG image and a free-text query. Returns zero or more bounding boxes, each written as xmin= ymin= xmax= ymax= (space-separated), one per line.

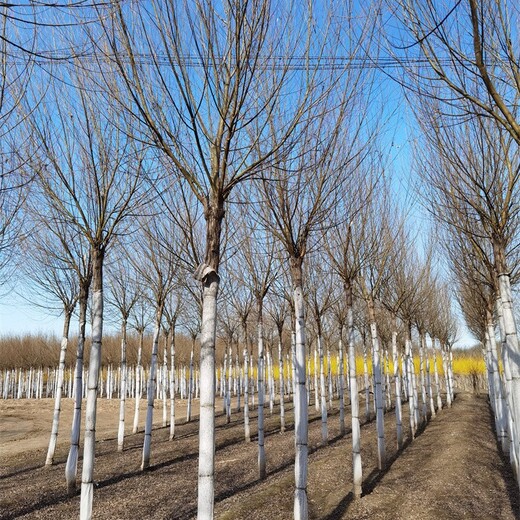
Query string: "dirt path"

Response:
xmin=0 ymin=393 xmax=518 ymax=519
xmin=347 ymin=393 xmax=519 ymax=519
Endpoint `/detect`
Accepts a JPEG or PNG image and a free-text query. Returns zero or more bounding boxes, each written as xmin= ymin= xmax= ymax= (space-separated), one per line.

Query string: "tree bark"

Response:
xmin=346 ymin=281 xmax=362 ymax=498
xmin=170 ymin=323 xmax=176 ymax=440
xmin=141 ymin=306 xmax=163 ymax=470
xmin=278 ymin=332 xmax=285 ymax=433
xmin=80 ymin=246 xmax=104 ymax=520
xmin=257 ymin=301 xmax=266 ymax=479
xmin=46 ymin=307 xmax=73 ymax=466
xmin=291 ymin=258 xmax=308 ymax=520
xmin=117 ymin=318 xmax=128 ymax=452
xmin=366 ymin=296 xmax=385 ymax=469
xmin=66 ymin=282 xmax=89 ymax=495
xmin=391 ymin=327 xmax=403 ymax=449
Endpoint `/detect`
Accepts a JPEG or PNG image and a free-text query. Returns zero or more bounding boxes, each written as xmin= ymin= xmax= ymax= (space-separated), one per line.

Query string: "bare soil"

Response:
xmin=0 ymin=392 xmax=518 ymax=519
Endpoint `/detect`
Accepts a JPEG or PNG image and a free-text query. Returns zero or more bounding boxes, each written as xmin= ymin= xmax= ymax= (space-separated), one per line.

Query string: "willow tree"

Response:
xmin=22 ymin=69 xmax=147 ymax=518
xmin=92 ymin=2 xmax=347 ymax=516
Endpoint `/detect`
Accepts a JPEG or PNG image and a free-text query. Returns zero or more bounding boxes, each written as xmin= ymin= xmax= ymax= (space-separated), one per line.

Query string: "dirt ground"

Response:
xmin=0 ymin=392 xmax=518 ymax=519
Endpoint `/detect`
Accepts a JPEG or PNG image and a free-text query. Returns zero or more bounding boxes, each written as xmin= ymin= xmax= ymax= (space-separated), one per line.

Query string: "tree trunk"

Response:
xmin=170 ymin=323 xmax=176 ymax=440
xmin=46 ymin=307 xmax=73 ymax=466
xmin=432 ymin=340 xmax=442 ymax=412
xmin=405 ymin=323 xmax=416 ymax=438
xmin=117 ymin=318 xmax=128 ymax=452
xmin=80 ymin=246 xmax=104 ymax=520
xmin=346 ymin=281 xmax=362 ymax=498
xmin=338 ymin=330 xmax=345 ymax=436
xmin=243 ymin=348 xmax=251 ymax=442
xmin=291 ymin=258 xmax=308 ymax=520
xmin=362 ymin=335 xmax=370 ymax=421
xmin=391 ymin=327 xmax=403 ymax=449
xmin=318 ymin=334 xmax=328 ymax=444
xmin=65 ymin=282 xmax=88 ymax=496
xmin=195 ymin=194 xmax=224 ymax=520
xmin=141 ymin=306 xmax=163 ymax=470
xmin=257 ymin=302 xmax=266 ymax=479
xmin=495 ymin=243 xmax=520 ymax=472
xmin=496 ymin=293 xmax=519 ymax=475
xmin=187 ymin=344 xmax=194 ymax=423
xmin=278 ymin=333 xmax=285 ymax=433
xmin=196 ymin=270 xmax=219 ymax=519
xmin=366 ymin=296 xmax=385 ymax=470
xmin=133 ymin=329 xmax=144 ymax=434
xmin=418 ymin=332 xmax=428 ymax=424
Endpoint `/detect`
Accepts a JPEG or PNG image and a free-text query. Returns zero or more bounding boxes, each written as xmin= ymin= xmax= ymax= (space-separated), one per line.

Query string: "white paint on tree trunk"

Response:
xmin=46 ymin=310 xmax=72 ymax=466
xmin=141 ymin=311 xmax=162 ymax=470
xmin=293 ymin=284 xmax=308 ymax=520
xmin=347 ymin=304 xmax=362 ymax=498
xmin=80 ymin=283 xmax=103 ymax=520
xmin=197 ymin=273 xmax=219 ymax=520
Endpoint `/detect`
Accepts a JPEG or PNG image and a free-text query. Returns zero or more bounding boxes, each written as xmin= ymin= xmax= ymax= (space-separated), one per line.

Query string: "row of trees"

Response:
xmin=389 ymin=0 xmax=520 ymax=494
xmin=2 ymin=0 xmax=520 ymax=518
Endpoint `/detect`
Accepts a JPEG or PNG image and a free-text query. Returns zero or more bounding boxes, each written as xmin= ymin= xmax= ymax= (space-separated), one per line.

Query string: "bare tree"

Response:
xmin=19 ymin=218 xmax=79 ymax=466
xmin=91 ymin=2 xmax=352 ymax=514
xmin=22 ymin=67 xmax=148 ymax=518
xmin=106 ymin=252 xmax=140 ymax=452
xmin=132 ymin=217 xmax=178 ymax=471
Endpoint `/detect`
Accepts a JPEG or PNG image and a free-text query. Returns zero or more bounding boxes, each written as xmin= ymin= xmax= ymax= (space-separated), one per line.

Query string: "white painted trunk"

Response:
xmin=392 ymin=330 xmax=403 ymax=449
xmin=442 ymin=346 xmax=451 ymax=408
xmin=278 ymin=337 xmax=285 ymax=433
xmin=405 ymin=335 xmax=416 ymax=437
xmin=293 ymin=283 xmax=308 ymax=520
xmin=243 ymin=349 xmax=250 ymax=442
xmin=369 ymin=319 xmax=385 ymax=470
xmin=117 ymin=321 xmax=128 ymax=452
xmin=133 ymin=332 xmax=143 ymax=434
xmin=318 ymin=335 xmax=328 ymax=444
xmin=497 ymin=275 xmax=520 ymax=472
xmin=170 ymin=331 xmax=176 ymax=440
xmin=80 ymin=282 xmax=103 ymax=520
xmin=497 ymin=300 xmax=519 ymax=475
xmin=419 ymin=334 xmax=428 ymax=424
xmin=141 ymin=310 xmax=162 ymax=470
xmin=46 ymin=310 xmax=72 ymax=466
xmin=291 ymin=333 xmax=296 ymax=401
xmin=314 ymin=347 xmax=319 ymax=411
xmin=363 ymin=340 xmax=370 ymax=421
xmin=432 ymin=342 xmax=442 ymax=411
xmin=187 ymin=347 xmax=194 ymax=423
xmin=163 ymin=348 xmax=168 ymax=427
xmin=347 ymin=303 xmax=362 ymax=498
xmin=257 ymin=314 xmax=266 ymax=479
xmin=327 ymin=349 xmax=333 ymax=409
xmin=338 ymin=335 xmax=345 ymax=436
xmin=196 ymin=273 xmax=219 ymax=520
